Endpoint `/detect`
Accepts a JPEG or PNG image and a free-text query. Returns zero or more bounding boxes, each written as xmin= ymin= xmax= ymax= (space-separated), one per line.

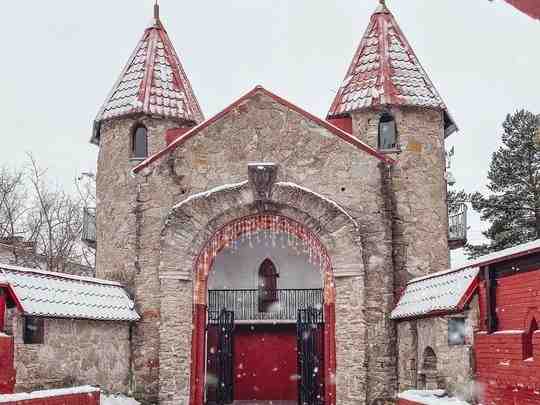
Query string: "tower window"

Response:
xmin=524 ymin=317 xmax=538 ymax=359
xmin=378 ymin=113 xmax=398 ymax=150
xmin=23 ymin=316 xmax=44 ymax=345
xmin=132 ymin=125 xmax=148 ymax=159
xmin=258 ymin=258 xmax=279 ymax=313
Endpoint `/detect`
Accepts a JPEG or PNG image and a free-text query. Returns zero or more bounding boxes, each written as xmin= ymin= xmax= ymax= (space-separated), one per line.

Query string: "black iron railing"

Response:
xmin=208 ymin=289 xmax=323 ymax=321
xmin=82 ymin=207 xmax=96 ymax=248
xmin=448 ymin=203 xmax=468 ymax=249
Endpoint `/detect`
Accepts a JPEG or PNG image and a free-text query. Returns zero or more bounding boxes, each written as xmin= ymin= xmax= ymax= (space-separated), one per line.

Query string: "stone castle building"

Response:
xmin=87 ymin=1 xmax=460 ymax=405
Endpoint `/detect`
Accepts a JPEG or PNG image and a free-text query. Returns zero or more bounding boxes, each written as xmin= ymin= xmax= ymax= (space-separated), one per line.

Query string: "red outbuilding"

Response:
xmin=474 ymin=239 xmax=540 ymax=404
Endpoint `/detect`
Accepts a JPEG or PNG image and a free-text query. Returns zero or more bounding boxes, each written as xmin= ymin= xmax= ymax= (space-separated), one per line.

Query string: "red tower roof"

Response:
xmin=328 ymin=2 xmax=457 ymax=137
xmin=92 ymin=4 xmax=204 ymax=144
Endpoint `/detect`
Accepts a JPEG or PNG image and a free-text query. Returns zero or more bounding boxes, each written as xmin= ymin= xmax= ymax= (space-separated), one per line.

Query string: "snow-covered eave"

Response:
xmin=406 ymin=239 xmax=540 ymax=288
xmin=13 ymin=312 xmax=140 ymax=322
xmin=0 ymin=263 xmax=123 ymax=287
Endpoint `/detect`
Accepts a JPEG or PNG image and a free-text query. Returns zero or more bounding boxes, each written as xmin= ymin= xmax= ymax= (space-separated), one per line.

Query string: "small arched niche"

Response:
xmin=524 ymin=317 xmax=538 ymax=359
xmin=378 ymin=112 xmax=398 ymax=150
xmin=419 ymin=346 xmax=440 ymax=390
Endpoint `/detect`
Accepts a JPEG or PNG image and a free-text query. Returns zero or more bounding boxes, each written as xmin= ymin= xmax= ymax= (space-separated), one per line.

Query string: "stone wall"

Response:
xmin=95 ymin=116 xmax=188 ymax=402
xmin=10 ymin=314 xmax=130 ymax=393
xmin=396 ymin=299 xmax=479 ymax=402
xmin=134 ymin=90 xmax=395 ymax=404
xmin=353 ymin=107 xmax=450 ymax=400
xmin=95 ymin=88 xmax=452 ymax=404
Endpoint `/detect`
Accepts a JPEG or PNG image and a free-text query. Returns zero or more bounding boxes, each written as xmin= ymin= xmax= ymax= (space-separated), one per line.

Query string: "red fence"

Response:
xmin=0 ymin=388 xmax=100 ymax=405
xmin=0 ymin=335 xmax=15 ymax=394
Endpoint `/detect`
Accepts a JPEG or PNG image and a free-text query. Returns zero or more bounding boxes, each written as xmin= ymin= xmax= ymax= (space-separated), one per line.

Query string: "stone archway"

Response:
xmin=157 ymin=166 xmax=367 ymax=405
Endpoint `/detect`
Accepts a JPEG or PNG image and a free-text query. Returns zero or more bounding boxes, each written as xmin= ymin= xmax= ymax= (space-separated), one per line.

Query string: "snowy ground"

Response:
xmin=101 ymin=393 xmax=140 ymax=405
xmin=398 ymin=390 xmax=471 ymax=405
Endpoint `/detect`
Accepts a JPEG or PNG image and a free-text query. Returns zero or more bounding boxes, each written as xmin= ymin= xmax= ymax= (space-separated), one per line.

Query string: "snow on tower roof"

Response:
xmin=0 ymin=264 xmax=139 ymax=322
xmin=391 ymin=239 xmax=540 ymax=320
xmin=91 ymin=4 xmax=204 ymax=144
xmin=328 ymin=2 xmax=458 ymax=137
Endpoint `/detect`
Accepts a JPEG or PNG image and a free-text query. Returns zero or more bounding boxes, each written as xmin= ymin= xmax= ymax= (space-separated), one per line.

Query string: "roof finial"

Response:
xmin=154 ymin=0 xmax=160 ymax=21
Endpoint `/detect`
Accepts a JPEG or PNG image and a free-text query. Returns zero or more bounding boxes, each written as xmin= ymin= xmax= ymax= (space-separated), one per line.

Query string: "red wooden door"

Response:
xmin=234 ymin=324 xmax=298 ymax=401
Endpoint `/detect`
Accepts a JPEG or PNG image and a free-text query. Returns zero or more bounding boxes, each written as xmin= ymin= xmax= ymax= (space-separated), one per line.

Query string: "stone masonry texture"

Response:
xmin=9 ymin=313 xmax=130 ymax=393
xmin=95 ymin=89 xmax=451 ymax=404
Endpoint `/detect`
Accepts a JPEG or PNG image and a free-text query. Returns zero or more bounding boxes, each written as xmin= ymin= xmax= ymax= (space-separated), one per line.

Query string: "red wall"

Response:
xmin=234 ymin=324 xmax=298 ymax=401
xmin=476 ymin=269 xmax=540 ymax=404
xmin=0 ymin=391 xmax=100 ymax=405
xmin=0 ymin=334 xmax=15 ymax=394
xmin=398 ymin=400 xmax=424 ymax=405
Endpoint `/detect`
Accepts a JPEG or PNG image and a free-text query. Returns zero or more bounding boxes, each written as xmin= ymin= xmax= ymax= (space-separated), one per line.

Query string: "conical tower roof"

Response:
xmin=92 ymin=4 xmax=204 ymax=143
xmin=328 ymin=1 xmax=457 ymax=136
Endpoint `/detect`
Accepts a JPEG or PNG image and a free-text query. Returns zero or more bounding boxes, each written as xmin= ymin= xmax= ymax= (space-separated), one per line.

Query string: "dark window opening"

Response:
xmin=524 ymin=318 xmax=538 ymax=359
xmin=448 ymin=317 xmax=467 ymax=346
xmin=132 ymin=125 xmax=148 ymax=159
xmin=23 ymin=316 xmax=44 ymax=344
xmin=378 ymin=113 xmax=398 ymax=150
xmin=258 ymin=258 xmax=279 ymax=313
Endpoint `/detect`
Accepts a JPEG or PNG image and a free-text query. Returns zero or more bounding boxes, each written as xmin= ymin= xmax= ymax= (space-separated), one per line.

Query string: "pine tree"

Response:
xmin=466 ymin=110 xmax=540 ymax=258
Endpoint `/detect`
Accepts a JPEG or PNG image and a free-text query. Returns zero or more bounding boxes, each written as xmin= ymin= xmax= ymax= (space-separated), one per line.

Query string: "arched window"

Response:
xmin=378 ymin=113 xmax=398 ymax=150
xmin=524 ymin=318 xmax=538 ymax=359
xmin=132 ymin=125 xmax=148 ymax=159
xmin=258 ymin=258 xmax=279 ymax=313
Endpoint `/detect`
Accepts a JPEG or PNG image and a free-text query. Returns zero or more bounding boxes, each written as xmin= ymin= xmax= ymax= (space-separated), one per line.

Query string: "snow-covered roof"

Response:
xmin=0 ymin=264 xmax=139 ymax=322
xmin=392 ymin=239 xmax=540 ymax=320
xmin=0 ymin=386 xmax=99 ymax=403
xmin=92 ymin=5 xmax=203 ymax=144
xmin=391 ymin=267 xmax=479 ymax=320
xmin=327 ymin=3 xmax=457 ymax=137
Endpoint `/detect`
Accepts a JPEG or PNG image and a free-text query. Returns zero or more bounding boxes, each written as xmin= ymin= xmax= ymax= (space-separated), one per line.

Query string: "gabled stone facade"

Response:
xmin=92 ymin=4 xmax=454 ymax=405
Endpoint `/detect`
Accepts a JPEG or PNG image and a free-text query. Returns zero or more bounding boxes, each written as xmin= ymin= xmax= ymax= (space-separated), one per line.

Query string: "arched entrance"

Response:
xmin=190 ymin=214 xmax=336 ymax=405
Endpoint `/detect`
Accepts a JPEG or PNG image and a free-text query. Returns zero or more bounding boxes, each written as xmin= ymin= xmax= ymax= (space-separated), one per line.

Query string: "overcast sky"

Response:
xmin=1 ymin=1 xmax=539 ymax=266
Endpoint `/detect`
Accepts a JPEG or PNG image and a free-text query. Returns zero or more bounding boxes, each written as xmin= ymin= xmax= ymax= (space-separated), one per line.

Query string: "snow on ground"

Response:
xmin=398 ymin=390 xmax=471 ymax=405
xmin=0 ymin=386 xmax=98 ymax=403
xmin=101 ymin=393 xmax=140 ymax=405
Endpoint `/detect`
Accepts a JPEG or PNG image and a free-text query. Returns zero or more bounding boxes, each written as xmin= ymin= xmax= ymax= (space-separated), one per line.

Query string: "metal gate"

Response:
xmin=297 ymin=307 xmax=324 ymax=405
xmin=207 ymin=309 xmax=235 ymax=405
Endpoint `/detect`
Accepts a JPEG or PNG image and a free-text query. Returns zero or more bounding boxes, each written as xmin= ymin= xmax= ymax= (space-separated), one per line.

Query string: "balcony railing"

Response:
xmin=208 ymin=289 xmax=324 ymax=322
xmin=449 ymin=203 xmax=468 ymax=250
xmin=82 ymin=207 xmax=96 ymax=248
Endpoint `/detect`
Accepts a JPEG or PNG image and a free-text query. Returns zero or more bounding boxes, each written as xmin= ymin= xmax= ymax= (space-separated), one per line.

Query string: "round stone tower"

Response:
xmin=90 ymin=4 xmax=203 ymax=401
xmin=327 ymin=1 xmax=458 ymax=399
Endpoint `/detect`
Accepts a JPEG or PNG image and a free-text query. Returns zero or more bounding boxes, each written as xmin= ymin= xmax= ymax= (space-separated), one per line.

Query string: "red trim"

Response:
xmin=133 ymin=86 xmax=394 ymax=173
xmin=0 ymin=284 xmax=23 ymax=312
xmin=456 ymin=276 xmax=479 ymax=311
xmin=140 ymin=29 xmax=158 ymax=110
xmin=324 ymin=303 xmax=337 ymax=405
xmin=327 ymin=117 xmax=352 ymax=134
xmin=189 ymin=304 xmax=207 ymax=405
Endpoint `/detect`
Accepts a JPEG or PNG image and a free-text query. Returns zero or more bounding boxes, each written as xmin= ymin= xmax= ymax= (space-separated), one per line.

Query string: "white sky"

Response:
xmin=1 ymin=0 xmax=539 ymax=266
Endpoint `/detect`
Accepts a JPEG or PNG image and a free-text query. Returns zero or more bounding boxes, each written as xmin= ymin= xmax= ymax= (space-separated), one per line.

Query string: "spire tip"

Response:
xmin=154 ymin=1 xmax=160 ymax=21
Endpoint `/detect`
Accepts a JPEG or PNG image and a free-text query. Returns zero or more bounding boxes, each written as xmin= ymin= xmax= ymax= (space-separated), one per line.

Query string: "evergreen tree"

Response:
xmin=466 ymin=110 xmax=540 ymax=258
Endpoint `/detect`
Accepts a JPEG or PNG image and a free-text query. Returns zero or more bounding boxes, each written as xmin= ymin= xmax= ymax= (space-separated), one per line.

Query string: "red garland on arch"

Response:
xmin=193 ymin=214 xmax=335 ymax=306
